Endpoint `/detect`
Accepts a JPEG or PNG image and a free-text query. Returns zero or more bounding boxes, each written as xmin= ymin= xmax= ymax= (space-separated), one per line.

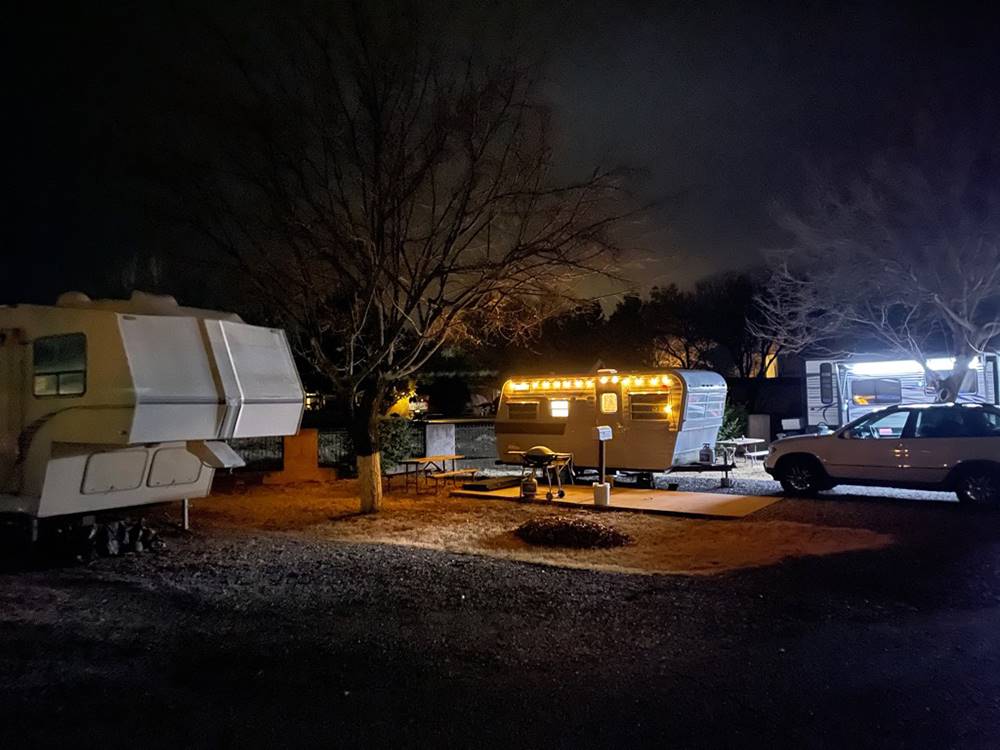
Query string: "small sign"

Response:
xmin=594 ymin=425 xmax=613 ymax=441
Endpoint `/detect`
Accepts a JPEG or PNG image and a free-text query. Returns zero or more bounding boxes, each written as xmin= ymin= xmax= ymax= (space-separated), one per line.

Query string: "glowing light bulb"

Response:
xmin=574 ymin=379 xmax=584 ymax=388
xmin=541 ymin=381 xmax=551 ymax=389
xmin=611 ymin=375 xmax=620 ymax=384
xmin=635 ymin=376 xmax=645 ymax=386
xmin=586 ymin=379 xmax=595 ymax=388
xmin=599 ymin=376 xmax=608 ymax=384
xmin=649 ymin=376 xmax=659 ymax=386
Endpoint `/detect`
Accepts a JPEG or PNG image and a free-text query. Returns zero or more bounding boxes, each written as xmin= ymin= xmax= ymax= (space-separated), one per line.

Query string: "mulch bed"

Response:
xmin=514 ymin=516 xmax=633 ymax=549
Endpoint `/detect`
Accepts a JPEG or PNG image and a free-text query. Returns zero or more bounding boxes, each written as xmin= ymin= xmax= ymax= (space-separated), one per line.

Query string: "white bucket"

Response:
xmin=593 ymin=482 xmax=611 ymax=506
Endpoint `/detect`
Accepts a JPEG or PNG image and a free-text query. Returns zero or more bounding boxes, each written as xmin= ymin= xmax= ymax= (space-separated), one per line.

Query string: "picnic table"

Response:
xmin=716 ymin=437 xmax=769 ymax=465
xmin=398 ymin=454 xmax=473 ymax=492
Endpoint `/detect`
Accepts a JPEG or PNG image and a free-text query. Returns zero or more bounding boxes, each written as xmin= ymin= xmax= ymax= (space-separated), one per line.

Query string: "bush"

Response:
xmin=514 ymin=516 xmax=632 ymax=549
xmin=338 ymin=416 xmax=419 ymax=475
xmin=719 ymin=402 xmax=749 ymax=440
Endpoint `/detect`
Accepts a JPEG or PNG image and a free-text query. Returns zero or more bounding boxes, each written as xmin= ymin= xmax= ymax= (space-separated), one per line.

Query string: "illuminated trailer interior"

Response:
xmin=495 ymin=368 xmax=727 ymax=472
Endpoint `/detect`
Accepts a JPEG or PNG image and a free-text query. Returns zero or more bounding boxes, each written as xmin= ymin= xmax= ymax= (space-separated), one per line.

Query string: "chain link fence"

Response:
xmin=231 ymin=421 xmax=486 ymax=473
xmin=228 ymin=436 xmax=284 ymax=471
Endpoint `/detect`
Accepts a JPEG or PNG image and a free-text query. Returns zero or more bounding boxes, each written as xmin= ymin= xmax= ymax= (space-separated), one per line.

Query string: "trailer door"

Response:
xmin=595 ymin=381 xmax=627 ymax=468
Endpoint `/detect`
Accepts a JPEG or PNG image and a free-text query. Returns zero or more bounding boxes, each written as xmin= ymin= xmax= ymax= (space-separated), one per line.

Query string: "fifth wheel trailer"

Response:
xmin=803 ymin=354 xmax=1000 ymax=429
xmin=0 ymin=291 xmax=304 ymax=522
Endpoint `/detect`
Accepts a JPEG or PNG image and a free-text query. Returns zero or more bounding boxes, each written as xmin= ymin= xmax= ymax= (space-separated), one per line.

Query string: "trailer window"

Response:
xmin=630 ymin=392 xmax=672 ymax=420
xmin=851 ymin=378 xmax=901 ymax=406
xmin=549 ymin=399 xmax=570 ymax=418
xmin=33 ymin=333 xmax=86 ymax=397
xmin=507 ymin=402 xmax=538 ymax=420
xmin=819 ymin=363 xmax=834 ymax=405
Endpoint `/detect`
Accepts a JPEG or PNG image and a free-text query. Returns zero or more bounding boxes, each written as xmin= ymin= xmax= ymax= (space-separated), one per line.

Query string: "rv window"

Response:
xmin=507 ymin=402 xmax=538 ymax=420
xmin=819 ymin=363 xmax=834 ymax=405
xmin=959 ymin=370 xmax=978 ymax=395
xmin=549 ymin=399 xmax=570 ymax=418
xmin=33 ymin=333 xmax=86 ymax=397
xmin=851 ymin=378 xmax=901 ymax=406
xmin=630 ymin=392 xmax=671 ymax=420
xmin=600 ymin=392 xmax=618 ymax=414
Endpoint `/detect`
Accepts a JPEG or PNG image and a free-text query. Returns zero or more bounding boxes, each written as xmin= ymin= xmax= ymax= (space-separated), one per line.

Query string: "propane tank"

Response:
xmin=520 ymin=475 xmax=538 ymax=500
xmin=699 ymin=443 xmax=715 ymax=464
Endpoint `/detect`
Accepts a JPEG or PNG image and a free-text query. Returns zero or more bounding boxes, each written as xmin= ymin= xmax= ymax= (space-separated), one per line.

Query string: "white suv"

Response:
xmin=765 ymin=404 xmax=1000 ymax=505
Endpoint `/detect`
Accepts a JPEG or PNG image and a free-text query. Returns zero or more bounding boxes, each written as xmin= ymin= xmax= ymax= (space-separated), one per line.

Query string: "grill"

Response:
xmin=514 ymin=445 xmax=573 ymax=501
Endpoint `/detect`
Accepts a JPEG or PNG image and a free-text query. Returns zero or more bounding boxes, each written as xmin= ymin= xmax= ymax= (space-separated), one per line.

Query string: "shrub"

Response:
xmin=338 ymin=416 xmax=419 ymax=475
xmin=514 ymin=516 xmax=632 ymax=549
xmin=719 ymin=402 xmax=749 ymax=440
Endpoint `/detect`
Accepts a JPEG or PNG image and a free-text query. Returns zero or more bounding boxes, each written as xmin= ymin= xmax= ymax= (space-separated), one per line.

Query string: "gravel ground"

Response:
xmin=2 ymin=481 xmax=1000 ymax=749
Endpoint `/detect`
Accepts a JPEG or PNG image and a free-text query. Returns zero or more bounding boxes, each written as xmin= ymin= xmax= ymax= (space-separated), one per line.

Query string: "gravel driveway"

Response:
xmin=2 ymin=481 xmax=999 ymax=749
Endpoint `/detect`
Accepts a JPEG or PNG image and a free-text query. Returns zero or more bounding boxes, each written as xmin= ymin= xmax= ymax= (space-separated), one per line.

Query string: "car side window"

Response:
xmin=847 ymin=410 xmax=910 ymax=439
xmin=959 ymin=408 xmax=1000 ymax=437
xmin=913 ymin=408 xmax=972 ymax=439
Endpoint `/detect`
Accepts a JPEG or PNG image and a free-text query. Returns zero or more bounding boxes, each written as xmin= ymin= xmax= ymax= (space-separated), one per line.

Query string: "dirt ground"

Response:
xmin=4 ymin=478 xmax=1000 ymax=749
xmin=191 ymin=481 xmax=893 ymax=575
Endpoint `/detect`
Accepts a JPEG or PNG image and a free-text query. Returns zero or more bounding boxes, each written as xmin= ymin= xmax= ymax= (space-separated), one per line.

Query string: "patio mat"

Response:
xmin=450 ymin=483 xmax=779 ymax=518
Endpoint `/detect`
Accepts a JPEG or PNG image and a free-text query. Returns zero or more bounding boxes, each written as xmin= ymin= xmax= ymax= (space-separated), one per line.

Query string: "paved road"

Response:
xmin=2 ymin=495 xmax=1000 ymax=749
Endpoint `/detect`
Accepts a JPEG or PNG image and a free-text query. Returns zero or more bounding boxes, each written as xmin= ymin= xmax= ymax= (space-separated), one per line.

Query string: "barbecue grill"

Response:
xmin=515 ymin=445 xmax=573 ymax=501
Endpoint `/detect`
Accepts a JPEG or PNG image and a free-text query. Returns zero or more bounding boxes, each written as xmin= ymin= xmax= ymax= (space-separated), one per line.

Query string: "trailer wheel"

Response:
xmin=955 ymin=466 xmax=1000 ymax=507
xmin=777 ymin=456 xmax=827 ymax=497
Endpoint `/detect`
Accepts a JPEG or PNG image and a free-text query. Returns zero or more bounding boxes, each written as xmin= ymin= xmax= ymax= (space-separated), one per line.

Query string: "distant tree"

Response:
xmin=695 ymin=272 xmax=778 ymax=378
xmin=644 ymin=284 xmax=713 ymax=369
xmin=754 ymin=136 xmax=1000 ymax=401
xmin=604 ymin=294 xmax=655 ymax=367
xmin=167 ymin=3 xmax=635 ymax=512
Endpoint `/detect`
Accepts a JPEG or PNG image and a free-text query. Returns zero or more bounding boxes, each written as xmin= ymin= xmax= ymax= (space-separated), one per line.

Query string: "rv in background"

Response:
xmin=0 ymin=291 xmax=304 ymax=522
xmin=496 ymin=368 xmax=727 ymax=471
xmin=803 ymin=354 xmax=1000 ymax=428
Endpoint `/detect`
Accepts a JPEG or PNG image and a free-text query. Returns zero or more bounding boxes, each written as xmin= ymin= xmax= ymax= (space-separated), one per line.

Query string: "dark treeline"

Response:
xmin=473 ymin=270 xmax=779 ymax=379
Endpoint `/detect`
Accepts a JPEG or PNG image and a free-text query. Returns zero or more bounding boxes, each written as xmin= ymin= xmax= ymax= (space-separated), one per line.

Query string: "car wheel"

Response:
xmin=778 ymin=457 xmax=826 ymax=496
xmin=955 ymin=468 xmax=1000 ymax=507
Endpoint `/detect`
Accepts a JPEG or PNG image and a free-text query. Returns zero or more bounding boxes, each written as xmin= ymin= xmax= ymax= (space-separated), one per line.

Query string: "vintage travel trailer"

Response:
xmin=495 ymin=369 xmax=727 ymax=471
xmin=804 ymin=354 xmax=1000 ymax=428
xmin=0 ymin=291 xmax=304 ymax=520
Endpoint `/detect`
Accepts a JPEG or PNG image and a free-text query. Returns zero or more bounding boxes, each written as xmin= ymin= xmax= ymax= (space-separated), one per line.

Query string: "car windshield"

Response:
xmin=842 ymin=409 xmax=909 ymax=439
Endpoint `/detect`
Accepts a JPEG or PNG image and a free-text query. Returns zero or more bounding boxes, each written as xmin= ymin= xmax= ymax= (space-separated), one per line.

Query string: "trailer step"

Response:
xmin=460 ymin=476 xmax=521 ymax=492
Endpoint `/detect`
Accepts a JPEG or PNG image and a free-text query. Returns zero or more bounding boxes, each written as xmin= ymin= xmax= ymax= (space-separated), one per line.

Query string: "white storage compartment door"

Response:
xmin=119 ymin=315 xmax=225 ymax=442
xmin=82 ymin=450 xmax=148 ymax=494
xmin=219 ymin=322 xmax=304 ymax=438
xmin=147 ymin=446 xmax=204 ymax=487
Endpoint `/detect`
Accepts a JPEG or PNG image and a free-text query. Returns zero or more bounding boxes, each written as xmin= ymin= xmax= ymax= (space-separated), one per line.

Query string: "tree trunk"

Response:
xmin=357 ymin=451 xmax=382 ymax=514
xmin=351 ymin=383 xmax=385 ymax=514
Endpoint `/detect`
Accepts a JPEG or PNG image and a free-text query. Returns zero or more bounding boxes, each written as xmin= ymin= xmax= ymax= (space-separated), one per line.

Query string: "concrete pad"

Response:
xmin=450 ymin=484 xmax=779 ymax=518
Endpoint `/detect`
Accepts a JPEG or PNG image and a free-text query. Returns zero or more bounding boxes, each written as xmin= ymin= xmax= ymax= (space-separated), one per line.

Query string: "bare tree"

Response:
xmin=754 ymin=138 xmax=1000 ymax=400
xmin=168 ymin=4 xmax=636 ymax=511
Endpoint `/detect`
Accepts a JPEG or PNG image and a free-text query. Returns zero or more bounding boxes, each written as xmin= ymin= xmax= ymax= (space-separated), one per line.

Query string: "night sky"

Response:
xmin=7 ymin=0 xmax=1000 ymax=306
